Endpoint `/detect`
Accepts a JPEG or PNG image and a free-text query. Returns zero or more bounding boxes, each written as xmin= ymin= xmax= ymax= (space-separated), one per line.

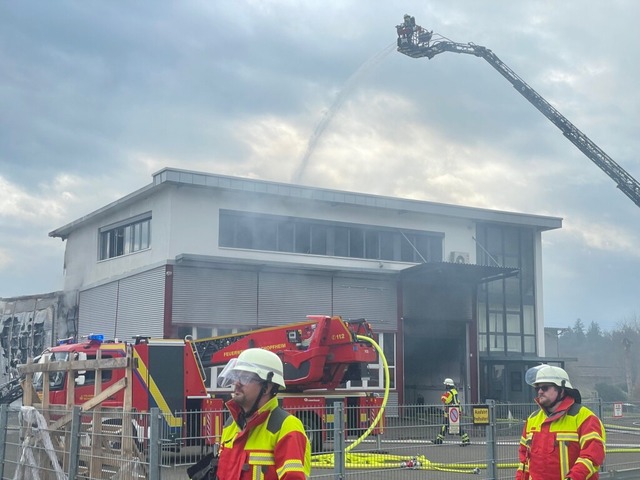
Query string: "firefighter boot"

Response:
xmin=434 ymin=434 xmax=444 ymax=445
xmin=460 ymin=432 xmax=471 ymax=447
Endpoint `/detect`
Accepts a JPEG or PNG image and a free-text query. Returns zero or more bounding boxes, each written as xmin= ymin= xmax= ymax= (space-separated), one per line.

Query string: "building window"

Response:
xmin=99 ymin=214 xmax=151 ymax=260
xmin=476 ymin=224 xmax=536 ymax=356
xmin=219 ymin=210 xmax=443 ymax=263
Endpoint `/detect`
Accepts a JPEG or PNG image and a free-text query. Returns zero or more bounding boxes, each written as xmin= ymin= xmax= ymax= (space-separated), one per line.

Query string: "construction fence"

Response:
xmin=1 ymin=400 xmax=639 ymax=480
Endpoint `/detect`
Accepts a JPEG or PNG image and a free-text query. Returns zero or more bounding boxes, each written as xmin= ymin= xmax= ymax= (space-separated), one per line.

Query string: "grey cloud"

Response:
xmin=1 ymin=0 xmax=639 ymax=330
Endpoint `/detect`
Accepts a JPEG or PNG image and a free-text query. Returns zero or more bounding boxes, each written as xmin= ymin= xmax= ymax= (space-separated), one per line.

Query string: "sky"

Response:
xmin=1 ymin=1 xmax=639 ymax=332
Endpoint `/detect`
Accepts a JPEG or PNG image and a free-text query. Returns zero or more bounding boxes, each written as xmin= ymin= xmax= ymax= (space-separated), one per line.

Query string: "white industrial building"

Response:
xmin=49 ymin=167 xmax=562 ymax=405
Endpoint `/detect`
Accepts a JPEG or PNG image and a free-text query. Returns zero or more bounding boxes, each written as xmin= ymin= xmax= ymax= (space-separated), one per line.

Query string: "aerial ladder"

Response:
xmin=395 ymin=15 xmax=640 ymax=208
xmin=191 ymin=315 xmax=378 ymax=391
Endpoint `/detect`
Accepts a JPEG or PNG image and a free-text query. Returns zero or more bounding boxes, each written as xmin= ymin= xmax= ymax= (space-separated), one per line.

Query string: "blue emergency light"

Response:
xmin=87 ymin=333 xmax=104 ymax=342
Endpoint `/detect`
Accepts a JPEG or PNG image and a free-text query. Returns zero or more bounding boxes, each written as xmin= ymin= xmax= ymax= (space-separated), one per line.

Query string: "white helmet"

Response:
xmin=525 ymin=365 xmax=572 ymax=389
xmin=443 ymin=378 xmax=455 ymax=387
xmin=218 ymin=348 xmax=286 ymax=389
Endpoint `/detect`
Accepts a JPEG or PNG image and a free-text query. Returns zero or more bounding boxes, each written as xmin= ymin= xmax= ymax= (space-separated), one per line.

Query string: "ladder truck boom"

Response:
xmin=192 ymin=315 xmax=377 ymax=391
xmin=396 ymin=15 xmax=640 ymax=208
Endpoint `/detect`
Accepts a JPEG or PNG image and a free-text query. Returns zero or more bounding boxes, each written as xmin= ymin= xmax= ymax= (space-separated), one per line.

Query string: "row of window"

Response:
xmin=219 ymin=210 xmax=443 ymax=263
xmin=99 ymin=217 xmax=151 ymax=260
xmin=96 ymin=213 xmax=537 ymax=358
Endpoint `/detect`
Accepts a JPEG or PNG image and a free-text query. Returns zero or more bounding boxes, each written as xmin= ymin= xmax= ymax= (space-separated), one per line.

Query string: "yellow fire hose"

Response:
xmin=311 ymin=336 xmax=640 ymax=471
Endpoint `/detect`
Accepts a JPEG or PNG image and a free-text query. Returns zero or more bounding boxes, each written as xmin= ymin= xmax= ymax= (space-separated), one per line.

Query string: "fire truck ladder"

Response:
xmin=190 ymin=332 xmax=250 ymax=369
xmin=185 ymin=335 xmax=208 ymax=382
xmin=395 ymin=16 xmax=640 ymax=208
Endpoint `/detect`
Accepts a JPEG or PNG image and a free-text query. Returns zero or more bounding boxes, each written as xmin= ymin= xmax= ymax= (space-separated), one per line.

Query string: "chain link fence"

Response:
xmin=1 ymin=400 xmax=639 ymax=479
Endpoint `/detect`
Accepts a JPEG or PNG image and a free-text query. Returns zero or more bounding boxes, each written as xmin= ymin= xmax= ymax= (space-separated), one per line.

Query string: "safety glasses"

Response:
xmin=218 ymin=370 xmax=262 ymax=387
xmin=234 ymin=372 xmax=262 ymax=386
xmin=536 ymin=384 xmax=554 ymax=392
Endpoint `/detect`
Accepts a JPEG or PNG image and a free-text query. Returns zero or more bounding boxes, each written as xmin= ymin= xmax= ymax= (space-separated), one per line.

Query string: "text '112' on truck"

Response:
xmin=17 ymin=315 xmax=386 ymax=453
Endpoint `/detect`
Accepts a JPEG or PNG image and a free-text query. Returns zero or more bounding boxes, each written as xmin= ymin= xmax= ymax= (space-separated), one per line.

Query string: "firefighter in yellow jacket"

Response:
xmin=216 ymin=348 xmax=311 ymax=480
xmin=434 ymin=378 xmax=471 ymax=446
xmin=516 ymin=365 xmax=605 ymax=480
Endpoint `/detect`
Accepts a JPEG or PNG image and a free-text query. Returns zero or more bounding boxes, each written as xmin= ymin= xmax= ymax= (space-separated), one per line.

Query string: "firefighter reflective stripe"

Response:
xmin=517 ymin=396 xmax=605 ymax=480
xmin=277 ymin=459 xmax=307 ymax=477
xmin=580 ymin=431 xmax=604 ymax=448
xmin=249 ymin=452 xmax=275 ymax=465
xmin=218 ymin=397 xmax=311 ymax=480
xmin=252 ymin=465 xmax=264 ymax=480
xmin=576 ymin=457 xmax=599 ymax=477
xmin=559 ymin=435 xmax=570 ymax=479
xmin=557 ymin=432 xmax=579 ymax=442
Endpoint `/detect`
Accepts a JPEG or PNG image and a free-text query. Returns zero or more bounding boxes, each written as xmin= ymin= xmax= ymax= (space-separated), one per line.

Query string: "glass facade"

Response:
xmin=476 ymin=223 xmax=539 ymax=402
xmin=476 ymin=223 xmax=536 ymax=356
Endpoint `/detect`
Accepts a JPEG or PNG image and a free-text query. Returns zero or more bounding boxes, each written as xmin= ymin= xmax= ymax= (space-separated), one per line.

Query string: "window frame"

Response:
xmin=99 ymin=213 xmax=152 ymax=260
xmin=218 ymin=210 xmax=443 ymax=263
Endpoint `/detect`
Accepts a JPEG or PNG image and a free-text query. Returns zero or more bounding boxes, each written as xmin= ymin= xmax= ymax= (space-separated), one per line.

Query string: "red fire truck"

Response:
xmin=27 ymin=315 xmax=384 ymax=451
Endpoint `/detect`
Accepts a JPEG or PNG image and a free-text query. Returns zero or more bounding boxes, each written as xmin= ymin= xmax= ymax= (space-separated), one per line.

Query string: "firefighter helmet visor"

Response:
xmin=525 ymin=364 xmax=573 ymax=389
xmin=217 ymin=348 xmax=286 ymax=389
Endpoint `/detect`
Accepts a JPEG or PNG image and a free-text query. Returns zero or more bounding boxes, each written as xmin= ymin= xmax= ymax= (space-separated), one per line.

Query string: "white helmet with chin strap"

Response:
xmin=218 ymin=348 xmax=286 ymax=390
xmin=525 ymin=364 xmax=572 ymax=389
xmin=443 ymin=378 xmax=455 ymax=387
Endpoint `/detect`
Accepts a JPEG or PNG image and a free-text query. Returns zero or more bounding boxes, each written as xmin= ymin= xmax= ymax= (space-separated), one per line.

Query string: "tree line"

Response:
xmin=557 ymin=315 xmax=639 ymax=402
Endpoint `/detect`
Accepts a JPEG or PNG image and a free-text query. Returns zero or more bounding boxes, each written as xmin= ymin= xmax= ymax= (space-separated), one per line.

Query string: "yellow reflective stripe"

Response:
xmin=556 ymin=432 xmax=579 ymax=442
xmin=248 ymin=452 xmax=275 ymax=465
xmin=277 ymin=459 xmax=306 ymax=476
xmin=132 ymin=349 xmax=182 ymax=428
xmin=252 ymin=465 xmax=263 ymax=480
xmin=558 ymin=439 xmax=570 ymax=479
xmin=576 ymin=457 xmax=598 ymax=475
xmin=580 ymin=431 xmax=604 ymax=448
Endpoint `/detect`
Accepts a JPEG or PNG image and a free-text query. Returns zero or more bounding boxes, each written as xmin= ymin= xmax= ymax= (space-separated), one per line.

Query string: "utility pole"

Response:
xmin=622 ymin=338 xmax=633 ymax=398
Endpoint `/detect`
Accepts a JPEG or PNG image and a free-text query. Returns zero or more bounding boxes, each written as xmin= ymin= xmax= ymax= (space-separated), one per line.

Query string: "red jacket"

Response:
xmin=516 ymin=395 xmax=605 ymax=480
xmin=217 ymin=396 xmax=311 ymax=480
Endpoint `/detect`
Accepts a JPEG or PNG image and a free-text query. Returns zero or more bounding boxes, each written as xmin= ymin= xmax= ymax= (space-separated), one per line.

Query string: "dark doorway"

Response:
xmin=403 ymin=317 xmax=467 ymax=405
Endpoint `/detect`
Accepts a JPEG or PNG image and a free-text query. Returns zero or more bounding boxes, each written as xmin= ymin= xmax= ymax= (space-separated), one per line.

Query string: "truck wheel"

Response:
xmin=297 ymin=412 xmax=323 ymax=453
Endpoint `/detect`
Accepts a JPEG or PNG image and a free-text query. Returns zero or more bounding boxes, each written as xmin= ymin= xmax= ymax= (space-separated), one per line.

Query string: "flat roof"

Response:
xmin=50 ymin=167 xmax=562 ymax=239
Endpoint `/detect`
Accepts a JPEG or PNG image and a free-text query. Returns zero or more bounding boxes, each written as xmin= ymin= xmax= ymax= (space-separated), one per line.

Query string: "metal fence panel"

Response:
xmin=0 ymin=401 xmax=638 ymax=479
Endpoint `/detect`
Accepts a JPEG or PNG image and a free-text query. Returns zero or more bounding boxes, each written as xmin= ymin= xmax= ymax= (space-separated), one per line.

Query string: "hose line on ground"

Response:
xmin=311 ymin=339 xmax=640 ymax=471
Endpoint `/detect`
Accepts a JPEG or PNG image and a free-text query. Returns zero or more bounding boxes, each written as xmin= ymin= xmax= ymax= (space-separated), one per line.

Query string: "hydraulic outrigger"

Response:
xmin=396 ymin=15 xmax=640 ymax=208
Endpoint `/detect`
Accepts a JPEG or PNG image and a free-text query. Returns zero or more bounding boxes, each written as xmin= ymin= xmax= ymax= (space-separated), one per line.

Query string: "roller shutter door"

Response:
xmin=332 ymin=276 xmax=398 ymax=330
xmin=78 ymin=282 xmax=118 ymax=337
xmin=258 ymin=272 xmax=332 ymax=326
xmin=116 ymin=267 xmax=165 ymax=339
xmin=173 ymin=266 xmax=258 ymax=327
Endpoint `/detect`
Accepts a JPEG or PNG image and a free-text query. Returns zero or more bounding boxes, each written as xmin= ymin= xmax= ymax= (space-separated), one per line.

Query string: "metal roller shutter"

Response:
xmin=332 ymin=276 xmax=398 ymax=330
xmin=172 ymin=266 xmax=258 ymax=327
xmin=78 ymin=282 xmax=118 ymax=338
xmin=116 ymin=267 xmax=165 ymax=339
xmin=258 ymin=271 xmax=332 ymax=326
